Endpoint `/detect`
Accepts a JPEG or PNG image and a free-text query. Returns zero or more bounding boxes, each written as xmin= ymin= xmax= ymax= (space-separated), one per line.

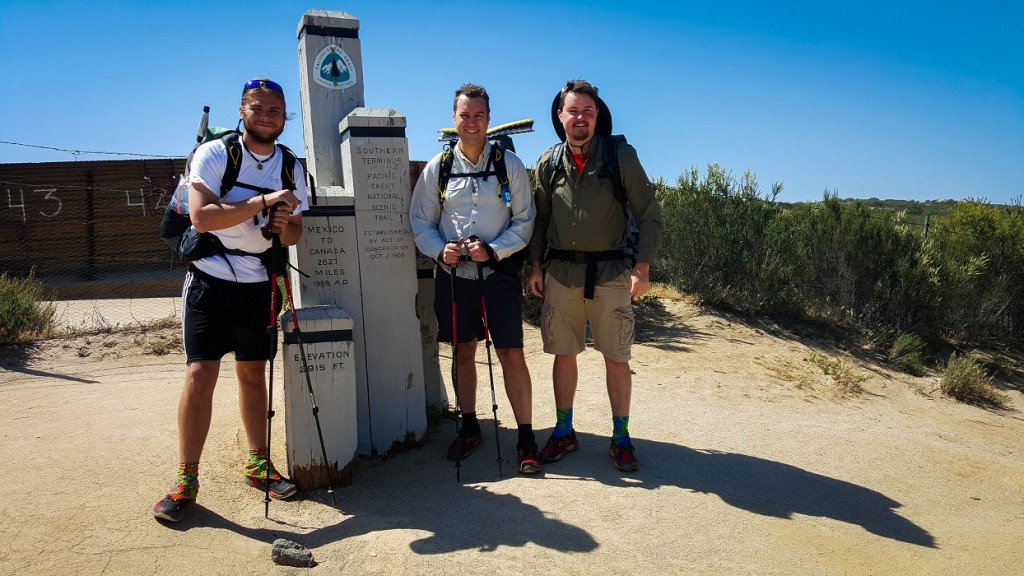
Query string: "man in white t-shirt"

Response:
xmin=153 ymin=78 xmax=309 ymax=522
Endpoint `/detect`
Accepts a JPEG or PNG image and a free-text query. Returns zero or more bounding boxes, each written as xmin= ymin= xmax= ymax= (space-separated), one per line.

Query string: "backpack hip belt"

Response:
xmin=545 ymin=248 xmax=625 ymax=300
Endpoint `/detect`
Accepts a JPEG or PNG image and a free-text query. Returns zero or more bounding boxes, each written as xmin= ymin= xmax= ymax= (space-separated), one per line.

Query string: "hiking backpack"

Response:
xmin=434 ymin=141 xmax=527 ymax=274
xmin=545 ymin=134 xmax=639 ymax=266
xmin=436 ymin=142 xmax=513 ymax=216
xmin=158 ymin=129 xmax=296 ymax=262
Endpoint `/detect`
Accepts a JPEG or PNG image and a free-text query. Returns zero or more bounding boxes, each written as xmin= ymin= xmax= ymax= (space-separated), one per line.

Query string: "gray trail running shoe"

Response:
xmin=152 ymin=494 xmax=195 ymax=522
xmin=244 ymin=474 xmax=298 ymax=499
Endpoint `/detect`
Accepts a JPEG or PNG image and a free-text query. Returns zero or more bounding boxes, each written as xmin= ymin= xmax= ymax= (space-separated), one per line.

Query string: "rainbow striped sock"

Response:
xmin=244 ymin=447 xmax=281 ymax=481
xmin=170 ymin=462 xmax=199 ymax=500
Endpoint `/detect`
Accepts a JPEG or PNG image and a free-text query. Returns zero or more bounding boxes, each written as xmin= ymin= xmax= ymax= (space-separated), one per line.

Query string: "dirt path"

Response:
xmin=1 ymin=299 xmax=1021 ymax=575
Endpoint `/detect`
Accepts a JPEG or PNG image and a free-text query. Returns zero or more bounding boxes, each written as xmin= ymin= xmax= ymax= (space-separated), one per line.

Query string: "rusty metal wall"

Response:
xmin=0 ymin=158 xmax=428 ymax=299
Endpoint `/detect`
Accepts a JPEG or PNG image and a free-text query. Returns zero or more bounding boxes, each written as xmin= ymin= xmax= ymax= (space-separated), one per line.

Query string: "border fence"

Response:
xmin=0 ymin=158 xmax=427 ymax=329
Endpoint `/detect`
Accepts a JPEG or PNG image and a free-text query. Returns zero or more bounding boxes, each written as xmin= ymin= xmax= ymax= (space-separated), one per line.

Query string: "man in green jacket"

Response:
xmin=527 ymin=79 xmax=663 ymax=472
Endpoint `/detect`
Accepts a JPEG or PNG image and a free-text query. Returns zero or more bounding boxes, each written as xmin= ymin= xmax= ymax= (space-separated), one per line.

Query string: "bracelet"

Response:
xmin=261 ymin=195 xmax=268 ymax=209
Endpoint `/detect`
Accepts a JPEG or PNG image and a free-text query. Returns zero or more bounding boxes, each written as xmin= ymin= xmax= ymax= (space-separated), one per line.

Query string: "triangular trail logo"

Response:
xmin=313 ymin=45 xmax=357 ymax=90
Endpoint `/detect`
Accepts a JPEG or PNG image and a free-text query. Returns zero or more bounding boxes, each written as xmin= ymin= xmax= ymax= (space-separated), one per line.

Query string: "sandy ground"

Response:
xmin=1 ymin=298 xmax=1022 ymax=575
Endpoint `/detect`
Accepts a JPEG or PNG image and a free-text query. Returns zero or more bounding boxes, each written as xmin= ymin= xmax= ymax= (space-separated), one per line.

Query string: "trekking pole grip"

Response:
xmin=261 ymin=201 xmax=288 ymax=239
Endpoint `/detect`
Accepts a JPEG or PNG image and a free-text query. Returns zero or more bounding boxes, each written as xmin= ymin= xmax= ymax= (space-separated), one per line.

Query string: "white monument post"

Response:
xmin=281 ymin=306 xmax=356 ymax=489
xmin=416 ymin=253 xmax=447 ymax=415
xmin=297 ymin=10 xmax=363 ymax=188
xmin=295 ymin=10 xmax=427 ymax=457
xmin=340 ymin=109 xmax=426 ymax=455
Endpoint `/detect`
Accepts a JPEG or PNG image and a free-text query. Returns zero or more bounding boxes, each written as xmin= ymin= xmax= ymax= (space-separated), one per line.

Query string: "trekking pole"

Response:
xmin=269 ymin=227 xmax=338 ymax=506
xmin=449 ymin=243 xmax=463 ymax=483
xmin=264 ymin=235 xmax=280 ymax=518
xmin=195 ymin=106 xmax=210 ymax=145
xmin=476 ymin=258 xmax=504 ymax=477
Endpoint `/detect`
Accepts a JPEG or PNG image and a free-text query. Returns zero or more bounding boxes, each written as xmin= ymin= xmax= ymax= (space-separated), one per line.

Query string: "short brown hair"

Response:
xmin=558 ymin=79 xmax=599 ymax=109
xmin=453 ymin=83 xmax=490 ymax=113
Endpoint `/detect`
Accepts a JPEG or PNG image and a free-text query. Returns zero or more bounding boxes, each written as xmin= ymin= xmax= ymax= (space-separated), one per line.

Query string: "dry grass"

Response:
xmin=941 ymin=352 xmax=1009 ymax=408
xmin=810 ymin=351 xmax=870 ymax=395
xmin=888 ymin=332 xmax=927 ymax=376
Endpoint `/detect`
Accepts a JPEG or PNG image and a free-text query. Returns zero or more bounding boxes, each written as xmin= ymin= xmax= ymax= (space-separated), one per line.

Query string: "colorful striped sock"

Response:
xmin=551 ymin=407 xmax=574 ymax=439
xmin=169 ymin=462 xmax=199 ymax=500
xmin=244 ymin=447 xmax=281 ymax=481
xmin=612 ymin=415 xmax=631 ymax=447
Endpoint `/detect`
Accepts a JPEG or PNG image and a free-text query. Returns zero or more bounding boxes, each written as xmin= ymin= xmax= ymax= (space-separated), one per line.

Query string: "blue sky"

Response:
xmin=1 ymin=1 xmax=1021 ymax=203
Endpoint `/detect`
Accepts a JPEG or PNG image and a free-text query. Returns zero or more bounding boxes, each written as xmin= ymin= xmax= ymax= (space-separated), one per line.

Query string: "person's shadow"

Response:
xmin=163 ymin=428 xmax=934 ymax=553
xmin=517 ymin=430 xmax=935 ymax=548
xmin=163 ymin=447 xmax=598 ymax=555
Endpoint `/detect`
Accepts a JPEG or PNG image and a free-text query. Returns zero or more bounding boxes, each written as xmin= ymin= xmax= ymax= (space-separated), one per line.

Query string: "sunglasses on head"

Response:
xmin=243 ymin=78 xmax=284 ymax=95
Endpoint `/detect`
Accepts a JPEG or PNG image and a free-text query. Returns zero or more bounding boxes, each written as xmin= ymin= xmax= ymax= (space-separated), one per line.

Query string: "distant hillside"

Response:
xmin=776 ymin=197 xmax=987 ymax=230
xmin=782 ymin=197 xmax=960 ymax=218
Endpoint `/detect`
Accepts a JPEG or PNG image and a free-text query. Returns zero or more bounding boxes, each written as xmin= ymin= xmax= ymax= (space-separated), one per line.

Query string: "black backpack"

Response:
xmin=545 ymin=134 xmax=638 ymax=266
xmin=435 ymin=142 xmax=526 ymax=275
xmin=158 ymin=130 xmax=297 ymax=263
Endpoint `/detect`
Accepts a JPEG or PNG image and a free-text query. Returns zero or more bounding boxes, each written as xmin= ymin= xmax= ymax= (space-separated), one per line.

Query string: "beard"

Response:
xmin=243 ymin=119 xmax=284 ymax=145
xmin=567 ymin=124 xmax=592 ymax=143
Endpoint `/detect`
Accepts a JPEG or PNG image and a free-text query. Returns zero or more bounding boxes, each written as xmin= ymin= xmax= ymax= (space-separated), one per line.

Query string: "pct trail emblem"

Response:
xmin=313 ymin=44 xmax=357 ymax=90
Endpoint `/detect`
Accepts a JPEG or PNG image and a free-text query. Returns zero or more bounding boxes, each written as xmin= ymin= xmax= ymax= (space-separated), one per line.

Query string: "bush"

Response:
xmin=929 ymin=201 xmax=1024 ymax=342
xmin=0 ymin=270 xmax=57 ymax=344
xmin=940 ymin=352 xmax=1008 ymax=407
xmin=772 ymin=193 xmax=938 ymax=333
xmin=888 ymin=332 xmax=927 ymax=375
xmin=655 ymin=164 xmax=785 ymax=314
xmin=653 ymin=167 xmax=1024 ymax=346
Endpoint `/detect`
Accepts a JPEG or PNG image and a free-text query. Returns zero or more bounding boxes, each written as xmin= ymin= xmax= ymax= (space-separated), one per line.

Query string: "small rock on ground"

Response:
xmin=272 ymin=538 xmax=316 ymax=568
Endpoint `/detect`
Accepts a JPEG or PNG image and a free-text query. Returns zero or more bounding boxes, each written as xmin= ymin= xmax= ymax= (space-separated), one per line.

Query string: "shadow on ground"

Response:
xmin=160 ymin=430 xmax=934 ymax=553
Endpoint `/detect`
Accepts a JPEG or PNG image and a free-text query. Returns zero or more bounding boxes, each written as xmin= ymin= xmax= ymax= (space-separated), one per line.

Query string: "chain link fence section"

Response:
xmin=1 ymin=159 xmax=186 ymax=330
xmin=2 ymin=158 xmax=429 ymax=332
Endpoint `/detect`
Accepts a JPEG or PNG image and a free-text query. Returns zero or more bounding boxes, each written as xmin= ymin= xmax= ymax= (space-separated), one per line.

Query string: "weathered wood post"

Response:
xmin=296 ymin=10 xmax=363 ymax=188
xmin=282 ymin=306 xmax=356 ymax=489
xmin=293 ymin=9 xmax=426 ymax=458
xmin=416 ymin=253 xmax=447 ymax=416
xmin=284 ymin=10 xmax=364 ymax=481
xmin=340 ymin=109 xmax=426 ymax=455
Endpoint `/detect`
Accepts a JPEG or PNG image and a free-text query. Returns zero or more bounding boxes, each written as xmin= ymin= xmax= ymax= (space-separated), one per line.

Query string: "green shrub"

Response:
xmin=655 ymin=164 xmax=784 ymax=314
xmin=0 ymin=271 xmax=57 ymax=344
xmin=929 ymin=201 xmax=1024 ymax=342
xmin=888 ymin=332 xmax=927 ymax=375
xmin=940 ymin=352 xmax=1009 ymax=407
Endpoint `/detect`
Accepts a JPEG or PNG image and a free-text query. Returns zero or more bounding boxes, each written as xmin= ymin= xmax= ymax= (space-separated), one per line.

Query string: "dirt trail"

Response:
xmin=1 ymin=299 xmax=1021 ymax=575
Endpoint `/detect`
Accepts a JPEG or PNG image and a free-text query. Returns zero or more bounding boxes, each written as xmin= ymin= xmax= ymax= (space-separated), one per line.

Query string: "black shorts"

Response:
xmin=182 ymin=266 xmax=282 ymax=362
xmin=433 ymin=268 xmax=524 ymax=349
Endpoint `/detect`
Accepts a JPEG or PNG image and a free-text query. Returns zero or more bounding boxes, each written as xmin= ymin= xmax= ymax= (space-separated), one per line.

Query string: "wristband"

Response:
xmin=262 ymin=195 xmax=268 ymax=209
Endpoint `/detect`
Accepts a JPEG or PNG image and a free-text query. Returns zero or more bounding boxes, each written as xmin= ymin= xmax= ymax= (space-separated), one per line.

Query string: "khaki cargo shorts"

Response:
xmin=540 ymin=271 xmax=634 ymax=362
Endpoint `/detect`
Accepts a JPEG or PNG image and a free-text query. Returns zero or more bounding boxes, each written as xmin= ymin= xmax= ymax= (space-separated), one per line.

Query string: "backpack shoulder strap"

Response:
xmin=604 ymin=134 xmax=628 ymax=206
xmin=277 ymin=144 xmax=297 ymax=190
xmin=546 ymin=142 xmax=564 ymax=193
xmin=219 ymin=132 xmax=243 ymax=197
xmin=436 ymin=146 xmax=456 ymax=208
xmin=490 ymin=145 xmax=513 ymax=218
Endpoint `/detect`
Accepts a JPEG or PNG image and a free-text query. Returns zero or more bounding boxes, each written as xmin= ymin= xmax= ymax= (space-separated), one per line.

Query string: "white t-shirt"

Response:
xmin=189 ymin=137 xmax=308 ymax=282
